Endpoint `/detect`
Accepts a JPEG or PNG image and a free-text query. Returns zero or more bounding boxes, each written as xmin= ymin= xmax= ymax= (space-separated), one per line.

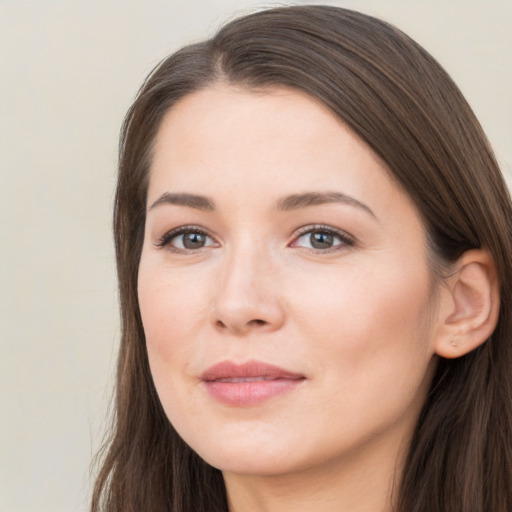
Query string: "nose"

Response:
xmin=211 ymin=244 xmax=286 ymax=335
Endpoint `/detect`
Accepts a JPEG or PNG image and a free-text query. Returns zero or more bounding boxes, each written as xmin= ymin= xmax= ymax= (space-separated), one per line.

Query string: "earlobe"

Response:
xmin=434 ymin=249 xmax=500 ymax=359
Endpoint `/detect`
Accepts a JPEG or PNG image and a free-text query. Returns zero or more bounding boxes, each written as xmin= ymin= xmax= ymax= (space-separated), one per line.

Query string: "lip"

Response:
xmin=201 ymin=360 xmax=305 ymax=406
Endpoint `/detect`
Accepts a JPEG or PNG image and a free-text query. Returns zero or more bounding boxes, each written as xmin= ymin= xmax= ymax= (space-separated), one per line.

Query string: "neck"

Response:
xmin=223 ymin=433 xmax=408 ymax=512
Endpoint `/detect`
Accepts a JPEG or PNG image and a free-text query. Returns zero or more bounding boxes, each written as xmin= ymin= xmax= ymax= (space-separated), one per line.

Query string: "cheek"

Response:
xmin=137 ymin=260 xmax=210 ymax=374
xmin=285 ymin=263 xmax=436 ymax=447
xmin=289 ymin=257 xmax=435 ymax=380
xmin=138 ymin=265 xmax=212 ymax=432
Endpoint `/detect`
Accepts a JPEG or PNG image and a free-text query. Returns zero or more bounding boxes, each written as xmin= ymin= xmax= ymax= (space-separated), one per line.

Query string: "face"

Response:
xmin=138 ymin=85 xmax=440 ymax=479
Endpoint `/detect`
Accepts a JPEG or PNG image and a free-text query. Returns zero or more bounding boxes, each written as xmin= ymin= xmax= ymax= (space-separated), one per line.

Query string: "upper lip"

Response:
xmin=201 ymin=360 xmax=305 ymax=382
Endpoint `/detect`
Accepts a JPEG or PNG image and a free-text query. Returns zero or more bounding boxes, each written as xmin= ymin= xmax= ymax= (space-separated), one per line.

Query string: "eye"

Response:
xmin=155 ymin=226 xmax=218 ymax=252
xmin=291 ymin=225 xmax=354 ymax=252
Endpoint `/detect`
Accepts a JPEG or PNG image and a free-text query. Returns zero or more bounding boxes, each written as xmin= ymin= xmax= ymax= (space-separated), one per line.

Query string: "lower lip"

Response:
xmin=203 ymin=378 xmax=304 ymax=406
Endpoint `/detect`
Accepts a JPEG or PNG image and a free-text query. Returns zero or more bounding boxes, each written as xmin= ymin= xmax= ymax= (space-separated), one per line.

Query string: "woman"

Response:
xmin=91 ymin=5 xmax=512 ymax=512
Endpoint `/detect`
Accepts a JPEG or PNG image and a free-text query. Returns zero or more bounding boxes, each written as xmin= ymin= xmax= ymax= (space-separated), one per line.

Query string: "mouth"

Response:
xmin=215 ymin=376 xmax=281 ymax=382
xmin=201 ymin=360 xmax=305 ymax=406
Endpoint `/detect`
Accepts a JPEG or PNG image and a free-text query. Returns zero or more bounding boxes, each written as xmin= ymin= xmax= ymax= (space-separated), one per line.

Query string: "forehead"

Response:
xmin=148 ymin=85 xmax=412 ymax=220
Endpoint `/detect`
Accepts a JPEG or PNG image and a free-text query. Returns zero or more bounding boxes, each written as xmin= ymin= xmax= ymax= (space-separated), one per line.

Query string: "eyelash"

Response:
xmin=292 ymin=224 xmax=355 ymax=253
xmin=154 ymin=225 xmax=214 ymax=253
xmin=154 ymin=224 xmax=355 ymax=254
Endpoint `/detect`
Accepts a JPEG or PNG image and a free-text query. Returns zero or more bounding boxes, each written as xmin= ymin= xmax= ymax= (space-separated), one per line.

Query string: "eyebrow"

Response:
xmin=276 ymin=192 xmax=375 ymax=217
xmin=149 ymin=192 xmax=215 ymax=212
xmin=148 ymin=190 xmax=375 ymax=217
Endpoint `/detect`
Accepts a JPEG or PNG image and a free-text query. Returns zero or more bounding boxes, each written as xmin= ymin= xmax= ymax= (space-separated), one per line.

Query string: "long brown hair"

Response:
xmin=91 ymin=5 xmax=512 ymax=511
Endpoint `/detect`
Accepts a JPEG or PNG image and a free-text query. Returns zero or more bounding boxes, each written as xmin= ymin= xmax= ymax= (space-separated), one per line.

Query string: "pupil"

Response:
xmin=311 ymin=231 xmax=333 ymax=249
xmin=183 ymin=232 xmax=205 ymax=249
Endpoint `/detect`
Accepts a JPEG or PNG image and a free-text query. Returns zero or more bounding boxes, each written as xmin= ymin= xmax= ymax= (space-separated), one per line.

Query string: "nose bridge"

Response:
xmin=212 ymin=234 xmax=284 ymax=333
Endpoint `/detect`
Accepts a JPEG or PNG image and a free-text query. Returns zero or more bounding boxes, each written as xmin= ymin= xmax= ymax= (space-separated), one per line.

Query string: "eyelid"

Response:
xmin=154 ymin=225 xmax=218 ymax=251
xmin=290 ymin=224 xmax=355 ymax=251
xmin=153 ymin=223 xmax=355 ymax=253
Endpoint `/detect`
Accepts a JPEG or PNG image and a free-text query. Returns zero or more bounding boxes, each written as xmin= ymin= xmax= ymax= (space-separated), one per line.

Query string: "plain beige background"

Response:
xmin=0 ymin=1 xmax=510 ymax=511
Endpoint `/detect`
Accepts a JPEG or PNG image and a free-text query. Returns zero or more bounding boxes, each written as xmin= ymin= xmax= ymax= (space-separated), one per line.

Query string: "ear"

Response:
xmin=434 ymin=249 xmax=500 ymax=359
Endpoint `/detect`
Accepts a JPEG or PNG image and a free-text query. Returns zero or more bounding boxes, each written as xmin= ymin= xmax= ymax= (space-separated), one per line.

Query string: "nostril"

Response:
xmin=214 ymin=318 xmax=266 ymax=331
xmin=215 ymin=319 xmax=227 ymax=329
xmin=213 ymin=309 xmax=277 ymax=332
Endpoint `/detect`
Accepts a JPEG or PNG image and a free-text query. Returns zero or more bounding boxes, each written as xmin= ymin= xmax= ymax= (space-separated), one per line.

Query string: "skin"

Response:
xmin=138 ymin=85 xmax=447 ymax=512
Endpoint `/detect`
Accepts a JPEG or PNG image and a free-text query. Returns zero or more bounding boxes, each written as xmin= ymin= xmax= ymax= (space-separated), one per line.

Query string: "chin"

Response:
xmin=203 ymin=449 xmax=299 ymax=477
xmin=183 ymin=429 xmax=306 ymax=476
